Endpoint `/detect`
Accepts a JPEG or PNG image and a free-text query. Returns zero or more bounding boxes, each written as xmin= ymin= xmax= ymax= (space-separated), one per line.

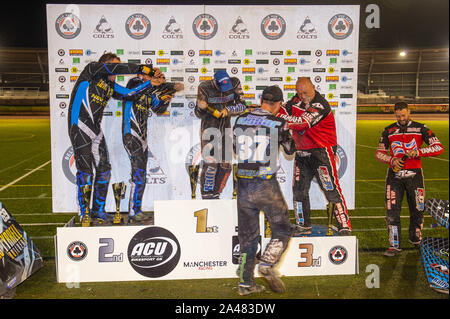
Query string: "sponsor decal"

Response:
xmin=142 ymin=50 xmax=155 ymax=55
xmin=232 ymin=236 xmax=262 ymax=264
xmin=297 ymin=16 xmax=317 ymax=39
xmin=329 ymin=246 xmax=348 ymax=265
xmin=326 ymin=50 xmax=340 ymax=56
xmin=93 ymin=16 xmax=115 ymax=39
xmin=55 ymin=68 xmax=68 ymax=73
xmin=261 ymin=14 xmax=286 ymax=40
xmin=128 ymin=227 xmax=181 ymax=278
xmin=162 ymin=16 xmax=183 ymax=39
xmin=200 ymin=50 xmax=212 ymax=56
xmin=125 ymin=13 xmax=151 ymax=39
xmin=415 ymin=188 xmax=425 ymax=211
xmin=328 ymin=14 xmax=353 ymax=40
xmin=55 ymin=12 xmax=81 ymax=39
xmin=192 ymin=14 xmax=218 ymax=40
xmin=200 ymin=76 xmax=212 ymax=81
xmin=70 ymin=76 xmax=78 ymax=82
xmin=313 ymin=68 xmax=326 ymax=72
xmin=183 ymin=260 xmax=227 ymax=270
xmin=67 ymin=241 xmax=88 ymax=261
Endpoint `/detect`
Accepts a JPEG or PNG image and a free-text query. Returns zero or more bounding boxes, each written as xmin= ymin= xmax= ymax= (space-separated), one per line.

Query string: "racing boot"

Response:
xmin=91 ymin=169 xmax=111 ymax=219
xmin=76 ymin=171 xmax=93 ymax=227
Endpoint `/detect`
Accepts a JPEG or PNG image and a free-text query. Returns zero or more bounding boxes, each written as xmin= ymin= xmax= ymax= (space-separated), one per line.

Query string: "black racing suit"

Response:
xmin=194 ymin=78 xmax=247 ymax=199
xmin=233 ymin=108 xmax=296 ymax=285
xmin=68 ymin=62 xmax=153 ymax=219
xmin=122 ymin=78 xmax=174 ymax=216
xmin=375 ymin=120 xmax=444 ymax=248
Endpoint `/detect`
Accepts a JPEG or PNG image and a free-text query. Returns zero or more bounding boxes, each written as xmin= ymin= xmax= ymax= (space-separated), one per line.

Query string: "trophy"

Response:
xmin=232 ymin=164 xmax=238 ymax=199
xmin=80 ymin=184 xmax=92 ymax=227
xmin=326 ymin=203 xmax=334 ymax=236
xmin=112 ymin=182 xmax=126 ymax=225
xmin=188 ymin=164 xmax=200 ymax=199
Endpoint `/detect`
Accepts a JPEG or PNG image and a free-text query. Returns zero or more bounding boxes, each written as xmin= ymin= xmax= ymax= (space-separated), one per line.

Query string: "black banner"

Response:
xmin=0 ymin=202 xmax=43 ymax=298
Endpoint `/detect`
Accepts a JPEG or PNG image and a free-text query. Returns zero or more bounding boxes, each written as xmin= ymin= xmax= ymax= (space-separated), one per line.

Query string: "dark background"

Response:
xmin=0 ymin=0 xmax=448 ymax=49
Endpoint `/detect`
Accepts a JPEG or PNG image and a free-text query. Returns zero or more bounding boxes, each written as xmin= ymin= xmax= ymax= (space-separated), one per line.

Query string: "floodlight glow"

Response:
xmin=399 ymin=51 xmax=407 ymax=57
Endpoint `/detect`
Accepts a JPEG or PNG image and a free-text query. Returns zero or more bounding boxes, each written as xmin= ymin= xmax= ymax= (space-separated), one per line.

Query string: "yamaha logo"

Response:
xmin=67 ymin=241 xmax=88 ymax=261
xmin=328 ymin=246 xmax=348 ymax=265
xmin=192 ymin=14 xmax=218 ymax=40
xmin=328 ymin=14 xmax=353 ymax=40
xmin=125 ymin=13 xmax=151 ymax=40
xmin=261 ymin=14 xmax=286 ymax=40
xmin=128 ymin=227 xmax=181 ymax=278
xmin=55 ymin=12 xmax=82 ymax=39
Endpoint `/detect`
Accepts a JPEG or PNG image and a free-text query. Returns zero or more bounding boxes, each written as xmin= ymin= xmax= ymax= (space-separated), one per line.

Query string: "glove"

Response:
xmin=139 ymin=64 xmax=155 ymax=76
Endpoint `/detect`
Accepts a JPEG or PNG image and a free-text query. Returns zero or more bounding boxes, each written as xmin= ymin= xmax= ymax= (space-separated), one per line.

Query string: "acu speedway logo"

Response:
xmin=261 ymin=14 xmax=286 ymax=40
xmin=128 ymin=227 xmax=181 ymax=278
xmin=192 ymin=14 xmax=218 ymax=40
xmin=125 ymin=13 xmax=151 ymax=40
xmin=328 ymin=14 xmax=353 ymax=40
xmin=55 ymin=12 xmax=81 ymax=39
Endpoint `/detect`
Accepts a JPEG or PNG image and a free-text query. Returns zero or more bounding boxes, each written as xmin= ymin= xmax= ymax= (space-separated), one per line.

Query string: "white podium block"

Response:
xmin=55 ymin=200 xmax=358 ymax=283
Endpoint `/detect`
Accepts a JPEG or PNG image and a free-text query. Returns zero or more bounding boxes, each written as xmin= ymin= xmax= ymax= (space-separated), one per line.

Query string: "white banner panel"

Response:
xmin=47 ymin=4 xmax=359 ymax=213
xmin=56 ymin=200 xmax=358 ymax=283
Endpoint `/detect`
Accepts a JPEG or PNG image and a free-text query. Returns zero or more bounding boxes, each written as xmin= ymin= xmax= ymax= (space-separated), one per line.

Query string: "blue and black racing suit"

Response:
xmin=68 ymin=62 xmax=154 ymax=220
xmin=122 ymin=78 xmax=176 ymax=216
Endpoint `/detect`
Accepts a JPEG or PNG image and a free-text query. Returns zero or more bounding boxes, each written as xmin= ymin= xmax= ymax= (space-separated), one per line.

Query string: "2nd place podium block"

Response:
xmin=55 ymin=200 xmax=358 ymax=283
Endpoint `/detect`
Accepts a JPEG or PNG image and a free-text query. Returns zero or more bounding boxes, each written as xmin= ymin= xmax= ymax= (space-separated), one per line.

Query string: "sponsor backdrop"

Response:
xmin=47 ymin=4 xmax=359 ymax=213
xmin=56 ymin=200 xmax=358 ymax=282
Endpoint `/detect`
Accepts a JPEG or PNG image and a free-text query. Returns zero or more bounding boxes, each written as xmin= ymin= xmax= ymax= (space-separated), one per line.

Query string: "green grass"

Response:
xmin=0 ymin=117 xmax=448 ymax=299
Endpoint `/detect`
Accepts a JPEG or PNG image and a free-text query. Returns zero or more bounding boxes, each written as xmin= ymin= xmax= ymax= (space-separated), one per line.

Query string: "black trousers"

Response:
xmin=385 ymin=168 xmax=425 ymax=248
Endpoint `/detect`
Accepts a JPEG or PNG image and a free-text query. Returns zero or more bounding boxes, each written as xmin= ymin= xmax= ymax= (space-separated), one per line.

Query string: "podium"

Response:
xmin=55 ymin=200 xmax=358 ymax=283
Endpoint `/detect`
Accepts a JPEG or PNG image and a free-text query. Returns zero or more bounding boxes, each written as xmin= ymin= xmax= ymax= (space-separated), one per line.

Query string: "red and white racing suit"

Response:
xmin=375 ymin=120 xmax=444 ymax=248
xmin=278 ymin=92 xmax=351 ymax=231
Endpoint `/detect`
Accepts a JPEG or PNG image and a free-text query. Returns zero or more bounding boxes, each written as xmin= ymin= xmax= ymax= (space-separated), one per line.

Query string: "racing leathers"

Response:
xmin=68 ymin=62 xmax=154 ymax=220
xmin=194 ymin=78 xmax=247 ymax=199
xmin=278 ymin=92 xmax=351 ymax=233
xmin=122 ymin=78 xmax=175 ymax=216
xmin=233 ymin=108 xmax=296 ymax=286
xmin=375 ymin=120 xmax=444 ymax=248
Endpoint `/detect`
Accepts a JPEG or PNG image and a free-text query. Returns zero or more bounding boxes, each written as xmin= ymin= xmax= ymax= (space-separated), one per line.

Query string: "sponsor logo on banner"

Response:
xmin=328 ymin=14 xmax=353 ymax=39
xmin=297 ymin=16 xmax=318 ymax=39
xmin=55 ymin=12 xmax=82 ymax=39
xmin=193 ymin=14 xmax=218 ymax=40
xmin=328 ymin=246 xmax=348 ymax=265
xmin=58 ymin=49 xmax=65 ymax=56
xmin=67 ymin=241 xmax=88 ymax=261
xmin=183 ymin=260 xmax=228 ymax=271
xmin=261 ymin=14 xmax=286 ymax=40
xmin=147 ymin=150 xmax=168 ymax=185
xmin=93 ymin=16 xmax=114 ymax=39
xmin=229 ymin=16 xmax=250 ymax=39
xmin=62 ymin=146 xmax=76 ymax=184
xmin=162 ymin=16 xmax=183 ymax=39
xmin=69 ymin=49 xmax=83 ymax=56
xmin=127 ymin=227 xmax=181 ymax=278
xmin=125 ymin=13 xmax=151 ymax=39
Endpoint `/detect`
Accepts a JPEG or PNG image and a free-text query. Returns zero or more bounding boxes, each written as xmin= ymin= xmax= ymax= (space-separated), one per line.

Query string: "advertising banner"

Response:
xmin=47 ymin=4 xmax=359 ymax=213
